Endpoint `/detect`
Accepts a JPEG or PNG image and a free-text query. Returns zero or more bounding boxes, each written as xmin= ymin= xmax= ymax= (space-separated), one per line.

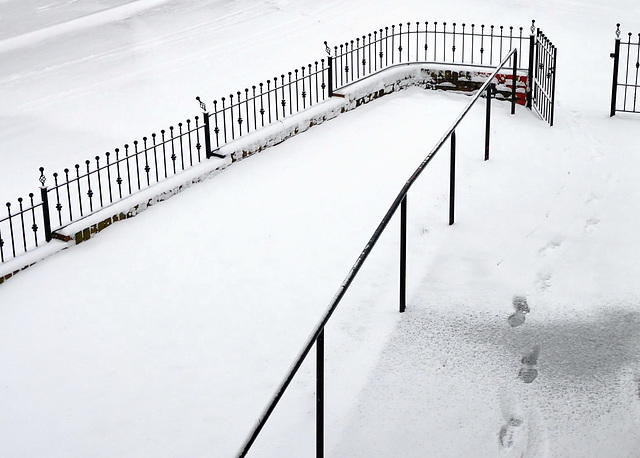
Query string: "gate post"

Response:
xmin=325 ymin=41 xmax=334 ymax=97
xmin=527 ymin=20 xmax=536 ymax=109
xmin=511 ymin=49 xmax=518 ymax=115
xmin=549 ymin=46 xmax=557 ymax=127
xmin=610 ymin=24 xmax=621 ymax=117
xmin=39 ymin=168 xmax=52 ymax=243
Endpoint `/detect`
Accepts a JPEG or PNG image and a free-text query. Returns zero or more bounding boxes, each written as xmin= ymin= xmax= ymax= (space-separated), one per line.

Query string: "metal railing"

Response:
xmin=1 ymin=20 xmax=547 ymax=270
xmin=203 ymin=62 xmax=329 ymax=150
xmin=236 ymin=48 xmax=520 ymax=458
xmin=41 ymin=117 xmax=207 ymax=232
xmin=610 ymin=23 xmax=640 ymax=115
xmin=327 ymin=21 xmax=533 ymax=93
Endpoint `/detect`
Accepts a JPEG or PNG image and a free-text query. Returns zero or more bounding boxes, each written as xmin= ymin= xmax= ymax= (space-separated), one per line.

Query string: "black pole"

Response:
xmin=399 ymin=195 xmax=407 ymax=313
xmin=449 ymin=131 xmax=456 ymax=226
xmin=327 ymin=56 xmax=334 ymax=97
xmin=511 ymin=49 xmax=517 ymax=115
xmin=38 ymin=168 xmax=52 ymax=242
xmin=40 ymin=186 xmax=52 ymax=243
xmin=611 ymin=26 xmax=621 ymax=117
xmin=485 ymin=84 xmax=493 ymax=161
xmin=527 ymin=20 xmax=535 ymax=109
xmin=203 ymin=111 xmax=213 ymax=159
xmin=316 ymin=329 xmax=324 ymax=458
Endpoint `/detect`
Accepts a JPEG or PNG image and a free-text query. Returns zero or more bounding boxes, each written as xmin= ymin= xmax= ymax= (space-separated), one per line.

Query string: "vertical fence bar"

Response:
xmin=399 ymin=195 xmax=407 ymax=313
xmin=449 ymin=131 xmax=456 ymax=226
xmin=611 ymin=25 xmax=621 ymax=116
xmin=316 ymin=329 xmax=325 ymax=458
xmin=485 ymin=83 xmax=493 ymax=161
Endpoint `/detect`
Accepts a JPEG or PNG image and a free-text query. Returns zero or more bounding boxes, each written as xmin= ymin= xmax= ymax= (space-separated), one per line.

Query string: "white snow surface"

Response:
xmin=2 ymin=1 xmax=640 ymax=457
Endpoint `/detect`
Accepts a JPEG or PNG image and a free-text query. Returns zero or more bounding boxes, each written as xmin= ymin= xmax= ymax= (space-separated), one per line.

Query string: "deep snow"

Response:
xmin=2 ymin=1 xmax=640 ymax=457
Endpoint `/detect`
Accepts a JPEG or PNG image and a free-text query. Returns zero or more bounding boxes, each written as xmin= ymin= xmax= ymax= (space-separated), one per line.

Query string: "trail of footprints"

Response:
xmin=499 ymin=296 xmax=539 ymax=453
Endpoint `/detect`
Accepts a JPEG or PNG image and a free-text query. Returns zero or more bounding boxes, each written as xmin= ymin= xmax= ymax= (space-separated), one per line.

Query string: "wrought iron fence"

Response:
xmin=2 ymin=19 xmax=555 ymax=268
xmin=42 ymin=117 xmax=207 ymax=232
xmin=0 ymin=194 xmax=47 ymax=264
xmin=327 ymin=20 xmax=533 ymax=92
xmin=236 ymin=49 xmax=521 ymax=458
xmin=204 ymin=61 xmax=329 ymax=151
xmin=610 ymin=24 xmax=640 ymax=116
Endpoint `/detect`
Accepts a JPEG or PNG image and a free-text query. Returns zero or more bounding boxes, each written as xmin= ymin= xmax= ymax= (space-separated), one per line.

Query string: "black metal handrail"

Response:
xmin=236 ymin=48 xmax=519 ymax=457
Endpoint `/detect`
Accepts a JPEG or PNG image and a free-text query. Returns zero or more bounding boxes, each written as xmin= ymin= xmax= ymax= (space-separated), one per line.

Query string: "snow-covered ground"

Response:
xmin=2 ymin=1 xmax=640 ymax=457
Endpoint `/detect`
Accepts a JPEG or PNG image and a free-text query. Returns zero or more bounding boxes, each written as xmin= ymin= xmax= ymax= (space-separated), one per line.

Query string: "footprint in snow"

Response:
xmin=518 ymin=345 xmax=540 ymax=384
xmin=507 ymin=296 xmax=530 ymax=328
xmin=498 ymin=416 xmax=528 ymax=453
xmin=584 ymin=218 xmax=600 ymax=234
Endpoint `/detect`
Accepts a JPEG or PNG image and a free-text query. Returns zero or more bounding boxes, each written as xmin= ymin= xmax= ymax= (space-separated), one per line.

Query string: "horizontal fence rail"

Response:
xmin=236 ymin=48 xmax=520 ymax=458
xmin=328 ymin=20 xmax=534 ymax=92
xmin=611 ymin=24 xmax=640 ymax=115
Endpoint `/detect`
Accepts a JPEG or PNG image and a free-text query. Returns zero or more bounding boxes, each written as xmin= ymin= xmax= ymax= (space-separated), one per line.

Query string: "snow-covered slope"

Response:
xmin=1 ymin=1 xmax=640 ymax=457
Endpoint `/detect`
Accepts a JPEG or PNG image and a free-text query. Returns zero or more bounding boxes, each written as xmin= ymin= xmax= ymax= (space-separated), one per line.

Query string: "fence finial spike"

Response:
xmin=196 ymin=96 xmax=207 ymax=112
xmin=616 ymin=23 xmax=621 ymax=39
xmin=39 ymin=167 xmax=46 ymax=186
xmin=324 ymin=41 xmax=331 ymax=57
xmin=530 ymin=19 xmax=536 ymax=35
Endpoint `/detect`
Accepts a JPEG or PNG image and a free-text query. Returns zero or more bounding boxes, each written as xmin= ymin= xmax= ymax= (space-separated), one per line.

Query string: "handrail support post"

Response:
xmin=316 ymin=329 xmax=325 ymax=458
xmin=485 ymin=83 xmax=494 ymax=161
xmin=449 ymin=131 xmax=456 ymax=226
xmin=399 ymin=195 xmax=407 ymax=313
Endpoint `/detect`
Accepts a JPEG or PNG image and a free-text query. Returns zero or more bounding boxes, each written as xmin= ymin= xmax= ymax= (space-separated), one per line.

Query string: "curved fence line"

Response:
xmin=1 ymin=19 xmax=539 ymax=269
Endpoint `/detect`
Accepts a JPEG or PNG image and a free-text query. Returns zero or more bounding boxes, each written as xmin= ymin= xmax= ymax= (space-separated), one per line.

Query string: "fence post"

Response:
xmin=324 ymin=42 xmax=334 ymax=97
xmin=316 ymin=329 xmax=324 ymax=458
xmin=449 ymin=131 xmax=456 ymax=226
xmin=610 ymin=24 xmax=621 ymax=117
xmin=511 ymin=49 xmax=517 ymax=115
xmin=485 ymin=84 xmax=494 ymax=161
xmin=38 ymin=168 xmax=52 ymax=243
xmin=527 ymin=20 xmax=536 ymax=109
xmin=196 ymin=97 xmax=217 ymax=159
xmin=327 ymin=56 xmax=334 ymax=97
xmin=399 ymin=195 xmax=407 ymax=313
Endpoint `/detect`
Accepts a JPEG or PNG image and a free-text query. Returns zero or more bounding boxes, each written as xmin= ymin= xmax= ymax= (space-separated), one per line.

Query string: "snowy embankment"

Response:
xmin=2 ymin=0 xmax=640 ymax=457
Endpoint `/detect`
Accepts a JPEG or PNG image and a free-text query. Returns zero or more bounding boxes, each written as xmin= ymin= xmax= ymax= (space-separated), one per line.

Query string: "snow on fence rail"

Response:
xmin=1 ymin=19 xmax=546 ymax=269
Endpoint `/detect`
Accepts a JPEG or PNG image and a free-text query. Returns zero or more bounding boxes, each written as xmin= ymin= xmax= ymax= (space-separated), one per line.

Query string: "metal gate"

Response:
xmin=610 ymin=24 xmax=640 ymax=116
xmin=531 ymin=29 xmax=558 ymax=126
